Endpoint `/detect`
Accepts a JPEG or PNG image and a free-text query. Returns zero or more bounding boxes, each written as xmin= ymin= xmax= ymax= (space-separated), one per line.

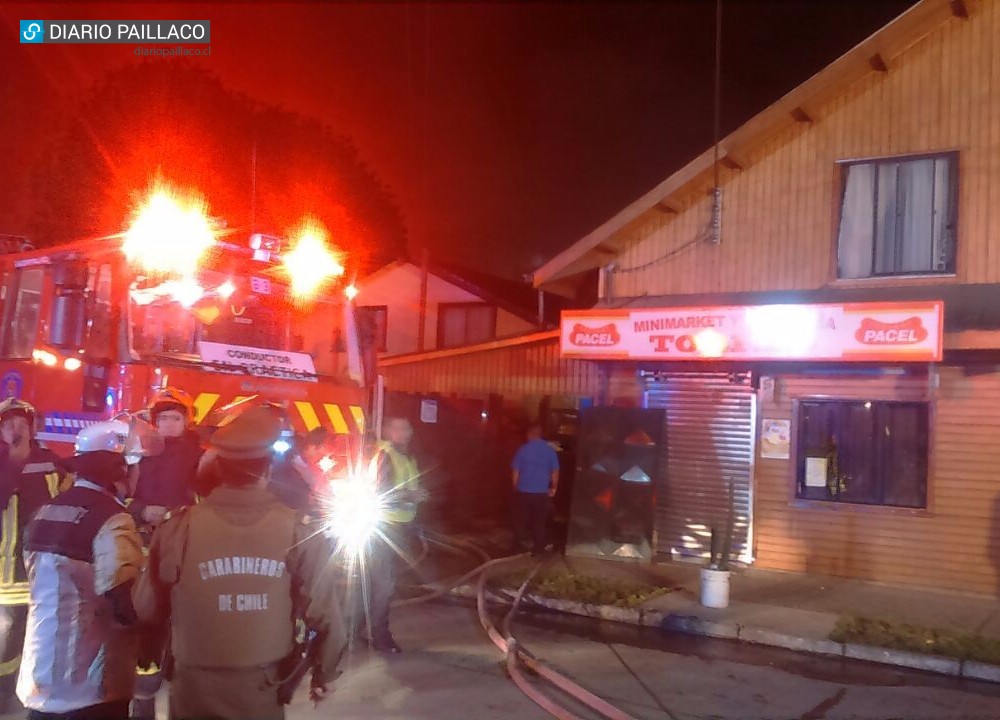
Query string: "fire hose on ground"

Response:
xmin=389 ymin=532 xmax=637 ymax=720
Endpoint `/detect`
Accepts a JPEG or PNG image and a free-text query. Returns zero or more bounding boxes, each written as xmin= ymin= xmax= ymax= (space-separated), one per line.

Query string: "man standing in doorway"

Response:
xmin=511 ymin=423 xmax=559 ymax=557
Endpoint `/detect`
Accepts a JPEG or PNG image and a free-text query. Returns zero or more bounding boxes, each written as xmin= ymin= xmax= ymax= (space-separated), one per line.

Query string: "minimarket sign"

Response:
xmin=560 ymin=301 xmax=943 ymax=363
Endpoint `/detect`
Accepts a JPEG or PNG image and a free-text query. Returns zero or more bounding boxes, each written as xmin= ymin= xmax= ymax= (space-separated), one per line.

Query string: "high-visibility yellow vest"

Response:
xmin=377 ymin=441 xmax=420 ymax=524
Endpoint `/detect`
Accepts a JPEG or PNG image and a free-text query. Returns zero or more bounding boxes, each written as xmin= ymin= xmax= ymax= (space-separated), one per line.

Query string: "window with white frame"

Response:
xmin=837 ymin=153 xmax=957 ymax=279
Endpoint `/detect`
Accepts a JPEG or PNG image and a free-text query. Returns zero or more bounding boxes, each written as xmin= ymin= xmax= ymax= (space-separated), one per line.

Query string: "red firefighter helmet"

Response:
xmin=147 ymin=387 xmax=195 ymax=422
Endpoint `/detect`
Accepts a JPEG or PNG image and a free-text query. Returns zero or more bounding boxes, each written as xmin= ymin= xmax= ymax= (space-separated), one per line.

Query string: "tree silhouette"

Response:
xmin=24 ymin=62 xmax=406 ymax=274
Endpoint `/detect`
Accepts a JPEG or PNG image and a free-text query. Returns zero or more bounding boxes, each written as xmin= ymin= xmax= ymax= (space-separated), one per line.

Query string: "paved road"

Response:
xmin=297 ymin=600 xmax=1000 ymax=720
xmin=5 ymin=600 xmax=1000 ymax=719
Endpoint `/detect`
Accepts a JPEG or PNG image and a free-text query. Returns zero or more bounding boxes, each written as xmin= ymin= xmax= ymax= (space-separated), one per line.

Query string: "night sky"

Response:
xmin=0 ymin=1 xmax=915 ymax=279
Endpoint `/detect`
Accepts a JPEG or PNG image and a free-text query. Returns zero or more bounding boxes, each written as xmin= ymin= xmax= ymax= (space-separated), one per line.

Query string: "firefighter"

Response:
xmin=16 ymin=416 xmax=158 ymax=720
xmin=132 ymin=405 xmax=345 ymax=720
xmin=0 ymin=398 xmax=66 ymax=714
xmin=128 ymin=387 xmax=202 ymax=720
xmin=129 ymin=387 xmax=202 ymax=541
xmin=361 ymin=417 xmax=428 ymax=654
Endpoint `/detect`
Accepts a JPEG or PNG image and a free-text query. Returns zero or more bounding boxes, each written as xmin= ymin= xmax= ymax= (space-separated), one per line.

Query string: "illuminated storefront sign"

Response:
xmin=560 ymin=301 xmax=943 ymax=362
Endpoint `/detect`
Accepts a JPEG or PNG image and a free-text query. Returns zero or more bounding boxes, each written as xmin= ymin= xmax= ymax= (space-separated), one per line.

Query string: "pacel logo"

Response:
xmin=20 ymin=20 xmax=44 ymax=43
xmin=855 ymin=317 xmax=928 ymax=345
xmin=569 ymin=323 xmax=621 ymax=347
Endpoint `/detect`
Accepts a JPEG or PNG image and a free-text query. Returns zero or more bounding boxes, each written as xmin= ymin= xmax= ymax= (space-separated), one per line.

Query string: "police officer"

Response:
xmin=361 ymin=417 xmax=428 ymax=654
xmin=17 ymin=416 xmax=158 ymax=720
xmin=128 ymin=388 xmax=203 ymax=720
xmin=132 ymin=406 xmax=345 ymax=720
xmin=0 ymin=398 xmax=66 ymax=713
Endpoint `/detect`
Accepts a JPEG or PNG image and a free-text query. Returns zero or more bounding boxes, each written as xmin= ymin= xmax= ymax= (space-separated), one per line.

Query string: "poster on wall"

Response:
xmin=560 ymin=301 xmax=943 ymax=363
xmin=420 ymin=398 xmax=439 ymax=424
xmin=760 ymin=419 xmax=791 ymax=459
xmin=804 ymin=457 xmax=829 ymax=488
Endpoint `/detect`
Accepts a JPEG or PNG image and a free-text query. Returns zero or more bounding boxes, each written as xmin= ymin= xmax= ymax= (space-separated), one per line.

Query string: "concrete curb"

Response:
xmin=452 ymin=585 xmax=1000 ymax=684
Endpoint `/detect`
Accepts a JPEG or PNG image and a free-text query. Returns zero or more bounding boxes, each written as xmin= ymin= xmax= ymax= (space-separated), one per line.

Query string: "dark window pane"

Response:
xmin=795 ymin=400 xmax=927 ymax=509
xmin=797 ymin=402 xmax=835 ymax=501
xmin=6 ymin=268 xmax=44 ymax=359
xmin=440 ymin=306 xmax=466 ymax=348
xmin=356 ymin=306 xmax=388 ymax=353
xmin=881 ymin=404 xmax=928 ymax=508
xmin=834 ymin=403 xmax=878 ymax=504
xmin=438 ymin=303 xmax=495 ymax=348
xmin=465 ymin=305 xmax=494 ymax=344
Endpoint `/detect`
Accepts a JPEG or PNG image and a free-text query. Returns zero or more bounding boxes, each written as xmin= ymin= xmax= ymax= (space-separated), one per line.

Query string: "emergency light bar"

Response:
xmin=249 ymin=233 xmax=283 ymax=253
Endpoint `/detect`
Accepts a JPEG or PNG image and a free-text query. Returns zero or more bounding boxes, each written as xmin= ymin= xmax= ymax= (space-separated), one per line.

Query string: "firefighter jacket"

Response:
xmin=130 ymin=430 xmax=202 ymax=539
xmin=16 ymin=479 xmax=144 ymax=713
xmin=132 ymin=484 xmax=345 ymax=681
xmin=374 ymin=441 xmax=420 ymax=524
xmin=0 ymin=442 xmax=66 ymax=605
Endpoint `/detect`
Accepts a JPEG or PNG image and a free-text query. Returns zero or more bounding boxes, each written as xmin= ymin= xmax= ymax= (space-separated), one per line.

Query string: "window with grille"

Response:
xmin=795 ymin=399 xmax=928 ymax=509
xmin=837 ymin=153 xmax=957 ymax=279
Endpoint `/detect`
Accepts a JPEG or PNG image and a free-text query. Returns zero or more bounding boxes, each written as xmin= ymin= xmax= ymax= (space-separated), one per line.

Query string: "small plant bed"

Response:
xmin=831 ymin=616 xmax=1000 ymax=665
xmin=493 ymin=566 xmax=672 ymax=608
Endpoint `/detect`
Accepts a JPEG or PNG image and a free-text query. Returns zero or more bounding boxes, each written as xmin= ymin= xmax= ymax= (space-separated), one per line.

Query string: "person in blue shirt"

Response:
xmin=510 ymin=423 xmax=559 ymax=557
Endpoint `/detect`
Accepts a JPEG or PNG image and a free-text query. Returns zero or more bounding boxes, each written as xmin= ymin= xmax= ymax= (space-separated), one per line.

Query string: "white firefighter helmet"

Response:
xmin=75 ymin=414 xmax=165 ymax=465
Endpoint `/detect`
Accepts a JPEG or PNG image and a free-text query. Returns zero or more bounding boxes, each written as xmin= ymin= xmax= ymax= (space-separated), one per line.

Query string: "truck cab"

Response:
xmin=0 ymin=233 xmax=368 ymax=457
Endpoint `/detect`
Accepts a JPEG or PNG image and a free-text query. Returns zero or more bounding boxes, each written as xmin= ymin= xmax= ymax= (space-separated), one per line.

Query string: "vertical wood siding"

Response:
xmin=613 ymin=3 xmax=999 ymax=298
xmin=380 ymin=337 xmax=601 ymax=400
xmin=756 ymin=366 xmax=1000 ymax=595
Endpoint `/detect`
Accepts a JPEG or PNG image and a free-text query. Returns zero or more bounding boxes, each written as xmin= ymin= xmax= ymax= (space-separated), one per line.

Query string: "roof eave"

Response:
xmin=532 ymin=0 xmax=959 ymax=289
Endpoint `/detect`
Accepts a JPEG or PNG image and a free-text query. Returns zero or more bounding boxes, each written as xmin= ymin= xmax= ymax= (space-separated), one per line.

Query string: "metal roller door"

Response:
xmin=642 ymin=372 xmax=755 ymax=564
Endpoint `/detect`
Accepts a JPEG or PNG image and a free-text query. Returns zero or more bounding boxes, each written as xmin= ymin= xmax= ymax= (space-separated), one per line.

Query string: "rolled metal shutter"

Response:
xmin=642 ymin=372 xmax=755 ymax=564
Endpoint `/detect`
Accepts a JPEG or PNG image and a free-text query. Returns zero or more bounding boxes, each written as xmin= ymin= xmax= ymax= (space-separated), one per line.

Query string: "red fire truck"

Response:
xmin=0 ymin=201 xmax=369 ymax=458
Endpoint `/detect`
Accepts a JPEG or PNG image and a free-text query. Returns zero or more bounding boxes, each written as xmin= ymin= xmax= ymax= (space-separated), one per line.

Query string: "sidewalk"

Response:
xmin=461 ymin=552 xmax=1000 ymax=684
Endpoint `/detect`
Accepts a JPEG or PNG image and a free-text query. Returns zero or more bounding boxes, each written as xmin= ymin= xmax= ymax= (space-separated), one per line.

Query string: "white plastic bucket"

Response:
xmin=700 ymin=567 xmax=731 ymax=609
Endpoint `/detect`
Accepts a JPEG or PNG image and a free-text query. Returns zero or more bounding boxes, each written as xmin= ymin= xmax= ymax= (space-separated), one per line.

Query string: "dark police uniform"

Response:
xmin=133 ymin=407 xmax=345 ymax=720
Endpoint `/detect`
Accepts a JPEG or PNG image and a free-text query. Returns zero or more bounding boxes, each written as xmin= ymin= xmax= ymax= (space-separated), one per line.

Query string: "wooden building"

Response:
xmin=534 ymin=0 xmax=1000 ymax=594
xmin=355 ymin=260 xmax=552 ymax=357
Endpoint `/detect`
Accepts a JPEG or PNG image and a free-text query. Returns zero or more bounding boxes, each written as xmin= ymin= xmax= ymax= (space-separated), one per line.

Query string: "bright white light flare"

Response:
xmin=324 ymin=473 xmax=384 ymax=557
xmin=282 ymin=220 xmax=345 ymax=301
xmin=694 ymin=328 xmax=729 ymax=358
xmin=123 ymin=185 xmax=215 ymax=276
xmin=32 ymin=349 xmax=57 ymax=367
xmin=745 ymin=305 xmax=818 ymax=358
xmin=344 ymin=284 xmax=359 ymax=301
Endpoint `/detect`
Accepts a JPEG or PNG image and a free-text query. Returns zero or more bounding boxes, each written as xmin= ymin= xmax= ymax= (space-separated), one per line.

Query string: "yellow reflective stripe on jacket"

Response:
xmin=0 ymin=497 xmax=17 ymax=587
xmin=0 ymin=654 xmax=20 ymax=677
xmin=377 ymin=441 xmax=419 ymax=524
xmin=45 ymin=471 xmax=62 ymax=499
xmin=0 ymin=582 xmax=29 ymax=606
